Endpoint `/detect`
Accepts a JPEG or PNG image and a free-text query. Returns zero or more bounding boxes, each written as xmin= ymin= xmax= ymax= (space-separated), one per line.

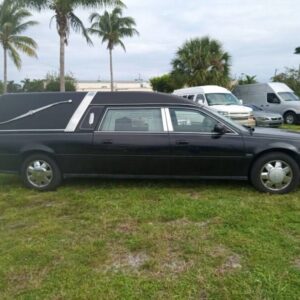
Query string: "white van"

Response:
xmin=233 ymin=83 xmax=300 ymax=124
xmin=173 ymin=85 xmax=255 ymax=127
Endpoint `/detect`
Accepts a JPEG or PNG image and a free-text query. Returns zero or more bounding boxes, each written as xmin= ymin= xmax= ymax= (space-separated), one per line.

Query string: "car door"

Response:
xmin=92 ymin=107 xmax=170 ymax=176
xmin=167 ymin=107 xmax=247 ymax=177
xmin=264 ymin=93 xmax=282 ymax=114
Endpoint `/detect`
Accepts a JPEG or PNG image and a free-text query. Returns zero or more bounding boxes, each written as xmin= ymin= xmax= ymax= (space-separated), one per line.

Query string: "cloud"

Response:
xmin=2 ymin=0 xmax=300 ymax=83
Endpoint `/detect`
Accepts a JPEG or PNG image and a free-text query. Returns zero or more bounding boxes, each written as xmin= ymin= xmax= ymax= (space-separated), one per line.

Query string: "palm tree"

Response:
xmin=0 ymin=0 xmax=38 ymax=94
xmin=21 ymin=0 xmax=124 ymax=92
xmin=89 ymin=7 xmax=139 ymax=91
xmin=238 ymin=74 xmax=258 ymax=85
xmin=171 ymin=36 xmax=231 ymax=88
xmin=295 ymin=47 xmax=300 ymax=78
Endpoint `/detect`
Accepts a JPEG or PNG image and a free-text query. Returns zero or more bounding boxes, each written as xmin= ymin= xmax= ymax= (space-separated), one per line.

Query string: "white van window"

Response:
xmin=267 ymin=93 xmax=281 ymax=104
xmin=187 ymin=95 xmax=195 ymax=100
xmin=205 ymin=93 xmax=239 ymax=106
xmin=196 ymin=94 xmax=205 ymax=103
xmin=278 ymin=92 xmax=300 ymax=102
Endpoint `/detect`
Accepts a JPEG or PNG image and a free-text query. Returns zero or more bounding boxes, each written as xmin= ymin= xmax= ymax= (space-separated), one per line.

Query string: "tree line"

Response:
xmin=150 ymin=37 xmax=300 ymax=94
xmin=0 ymin=0 xmax=138 ymax=93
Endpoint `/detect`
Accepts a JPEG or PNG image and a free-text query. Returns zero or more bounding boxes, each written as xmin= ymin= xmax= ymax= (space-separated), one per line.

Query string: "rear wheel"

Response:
xmin=250 ymin=152 xmax=300 ymax=194
xmin=21 ymin=154 xmax=62 ymax=191
xmin=284 ymin=112 xmax=297 ymax=125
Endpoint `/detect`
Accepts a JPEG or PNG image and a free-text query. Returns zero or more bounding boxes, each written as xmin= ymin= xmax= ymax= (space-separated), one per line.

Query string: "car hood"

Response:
xmin=252 ymin=127 xmax=300 ymax=140
xmin=210 ymin=105 xmax=252 ymax=113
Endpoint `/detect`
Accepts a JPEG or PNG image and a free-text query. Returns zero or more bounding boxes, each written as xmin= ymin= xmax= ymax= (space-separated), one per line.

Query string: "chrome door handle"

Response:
xmin=102 ymin=139 xmax=113 ymax=145
xmin=176 ymin=140 xmax=189 ymax=145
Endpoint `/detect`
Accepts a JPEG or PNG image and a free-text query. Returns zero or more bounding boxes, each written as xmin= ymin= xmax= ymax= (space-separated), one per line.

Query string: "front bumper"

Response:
xmin=256 ymin=119 xmax=283 ymax=128
xmin=232 ymin=118 xmax=256 ymax=127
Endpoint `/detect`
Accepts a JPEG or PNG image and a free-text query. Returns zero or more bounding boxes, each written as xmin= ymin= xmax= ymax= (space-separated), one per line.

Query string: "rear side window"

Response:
xmin=187 ymin=95 xmax=195 ymax=100
xmin=99 ymin=108 xmax=164 ymax=132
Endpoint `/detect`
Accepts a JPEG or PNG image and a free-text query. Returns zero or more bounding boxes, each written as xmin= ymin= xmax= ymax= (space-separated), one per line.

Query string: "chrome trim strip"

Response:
xmin=165 ymin=108 xmax=174 ymax=132
xmin=161 ymin=108 xmax=168 ymax=132
xmin=65 ymin=91 xmax=97 ymax=132
xmin=0 ymin=100 xmax=72 ymax=126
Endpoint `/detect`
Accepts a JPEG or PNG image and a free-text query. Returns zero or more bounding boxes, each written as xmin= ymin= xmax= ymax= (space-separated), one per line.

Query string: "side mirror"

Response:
xmin=214 ymin=123 xmax=227 ymax=135
xmin=239 ymin=99 xmax=243 ymax=105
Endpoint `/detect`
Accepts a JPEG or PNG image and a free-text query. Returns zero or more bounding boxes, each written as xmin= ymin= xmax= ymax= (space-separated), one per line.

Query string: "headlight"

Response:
xmin=257 ymin=117 xmax=270 ymax=121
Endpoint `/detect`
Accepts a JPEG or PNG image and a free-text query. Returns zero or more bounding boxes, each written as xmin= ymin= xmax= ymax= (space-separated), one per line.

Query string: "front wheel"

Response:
xmin=250 ymin=152 xmax=300 ymax=194
xmin=284 ymin=112 xmax=297 ymax=125
xmin=21 ymin=154 xmax=62 ymax=191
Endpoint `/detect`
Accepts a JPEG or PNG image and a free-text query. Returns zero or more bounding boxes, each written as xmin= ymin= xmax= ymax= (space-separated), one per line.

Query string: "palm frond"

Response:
xmin=88 ymin=6 xmax=138 ymax=52
xmin=69 ymin=11 xmax=92 ymax=45
xmin=7 ymin=44 xmax=22 ymax=69
xmin=13 ymin=20 xmax=39 ymax=34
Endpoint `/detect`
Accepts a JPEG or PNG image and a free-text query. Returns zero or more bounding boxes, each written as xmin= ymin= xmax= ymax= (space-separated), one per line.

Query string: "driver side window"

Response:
xmin=267 ymin=93 xmax=280 ymax=104
xmin=169 ymin=108 xmax=219 ymax=133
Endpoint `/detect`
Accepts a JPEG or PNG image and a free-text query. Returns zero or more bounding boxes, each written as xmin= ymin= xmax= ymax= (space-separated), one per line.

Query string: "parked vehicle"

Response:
xmin=173 ymin=85 xmax=255 ymax=127
xmin=233 ymin=82 xmax=300 ymax=124
xmin=244 ymin=104 xmax=283 ymax=127
xmin=0 ymin=91 xmax=300 ymax=194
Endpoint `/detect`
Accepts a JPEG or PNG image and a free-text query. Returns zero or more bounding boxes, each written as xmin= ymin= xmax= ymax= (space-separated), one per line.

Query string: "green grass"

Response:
xmin=281 ymin=124 xmax=300 ymax=131
xmin=0 ymin=174 xmax=300 ymax=299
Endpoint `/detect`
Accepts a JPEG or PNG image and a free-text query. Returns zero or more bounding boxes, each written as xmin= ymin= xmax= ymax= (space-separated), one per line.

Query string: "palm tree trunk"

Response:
xmin=3 ymin=47 xmax=7 ymax=94
xmin=59 ymin=34 xmax=65 ymax=92
xmin=109 ymin=48 xmax=114 ymax=92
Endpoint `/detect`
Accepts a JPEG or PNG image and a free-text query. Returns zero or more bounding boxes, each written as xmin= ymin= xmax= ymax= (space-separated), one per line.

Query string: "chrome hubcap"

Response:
xmin=26 ymin=160 xmax=53 ymax=188
xmin=286 ymin=115 xmax=295 ymax=124
xmin=260 ymin=160 xmax=293 ymax=191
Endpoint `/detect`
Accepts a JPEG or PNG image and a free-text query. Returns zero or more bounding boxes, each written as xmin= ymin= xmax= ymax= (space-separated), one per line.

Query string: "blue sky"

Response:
xmin=3 ymin=0 xmax=300 ymax=83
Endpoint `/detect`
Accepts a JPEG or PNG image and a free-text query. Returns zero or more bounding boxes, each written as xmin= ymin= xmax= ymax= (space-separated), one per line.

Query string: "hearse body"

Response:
xmin=0 ymin=91 xmax=300 ymax=194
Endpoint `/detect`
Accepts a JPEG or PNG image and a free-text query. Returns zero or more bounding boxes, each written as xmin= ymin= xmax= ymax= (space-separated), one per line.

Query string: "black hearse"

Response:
xmin=0 ymin=91 xmax=300 ymax=194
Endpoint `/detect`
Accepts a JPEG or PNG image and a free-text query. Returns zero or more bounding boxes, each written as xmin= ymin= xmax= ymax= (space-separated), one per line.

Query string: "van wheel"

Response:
xmin=284 ymin=112 xmax=296 ymax=125
xmin=250 ymin=152 xmax=300 ymax=194
xmin=21 ymin=154 xmax=62 ymax=191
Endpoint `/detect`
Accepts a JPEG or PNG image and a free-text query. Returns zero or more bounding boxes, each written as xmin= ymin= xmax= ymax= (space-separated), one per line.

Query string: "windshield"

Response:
xmin=278 ymin=92 xmax=300 ymax=102
xmin=205 ymin=93 xmax=240 ymax=106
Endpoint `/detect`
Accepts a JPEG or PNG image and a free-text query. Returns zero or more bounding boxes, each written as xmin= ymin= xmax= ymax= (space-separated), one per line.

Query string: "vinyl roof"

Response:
xmin=91 ymin=91 xmax=193 ymax=105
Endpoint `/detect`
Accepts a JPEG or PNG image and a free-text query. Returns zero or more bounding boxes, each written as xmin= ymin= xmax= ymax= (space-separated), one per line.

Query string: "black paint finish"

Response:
xmin=0 ymin=92 xmax=300 ymax=181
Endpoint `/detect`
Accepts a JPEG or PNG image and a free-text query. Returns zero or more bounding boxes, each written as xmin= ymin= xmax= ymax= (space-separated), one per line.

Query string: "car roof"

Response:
xmin=91 ymin=91 xmax=194 ymax=106
xmin=173 ymin=85 xmax=231 ymax=95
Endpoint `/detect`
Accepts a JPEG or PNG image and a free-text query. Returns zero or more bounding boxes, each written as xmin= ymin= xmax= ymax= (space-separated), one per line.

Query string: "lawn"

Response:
xmin=0 ymin=125 xmax=300 ymax=299
xmin=0 ymin=176 xmax=299 ymax=299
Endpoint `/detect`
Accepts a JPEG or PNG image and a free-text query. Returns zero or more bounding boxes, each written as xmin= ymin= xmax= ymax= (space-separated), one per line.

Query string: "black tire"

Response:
xmin=284 ymin=112 xmax=297 ymax=125
xmin=21 ymin=154 xmax=62 ymax=191
xmin=250 ymin=152 xmax=300 ymax=194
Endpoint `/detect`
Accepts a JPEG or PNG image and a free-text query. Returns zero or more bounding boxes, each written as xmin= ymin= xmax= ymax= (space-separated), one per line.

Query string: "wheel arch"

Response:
xmin=19 ymin=145 xmax=57 ymax=171
xmin=248 ymin=147 xmax=300 ymax=178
